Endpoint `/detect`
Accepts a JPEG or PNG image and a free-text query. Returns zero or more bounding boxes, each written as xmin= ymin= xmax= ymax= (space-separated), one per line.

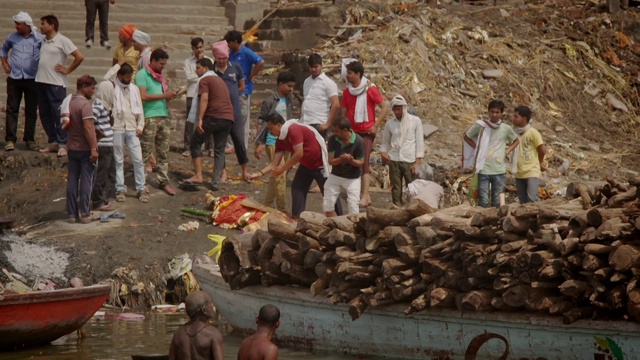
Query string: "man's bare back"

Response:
xmin=237 ymin=333 xmax=278 ymax=360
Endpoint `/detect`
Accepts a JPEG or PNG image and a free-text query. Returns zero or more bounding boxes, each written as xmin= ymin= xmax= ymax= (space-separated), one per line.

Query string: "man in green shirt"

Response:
xmin=136 ymin=48 xmax=178 ymax=196
xmin=463 ymin=100 xmax=519 ymax=208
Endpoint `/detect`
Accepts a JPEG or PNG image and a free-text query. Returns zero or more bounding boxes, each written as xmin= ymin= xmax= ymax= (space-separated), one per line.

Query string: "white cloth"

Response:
xmin=403 ymin=179 xmax=444 ymax=209
xmin=103 ymin=64 xmax=120 ymax=81
xmin=380 ymin=111 xmax=424 ymax=162
xmin=462 ymin=120 xmax=495 ymax=173
xmin=323 ymin=174 xmax=361 ymax=214
xmin=347 ymin=76 xmax=372 ymax=124
xmin=59 ymin=94 xmax=73 ymax=124
xmin=114 ymin=76 xmax=143 ymax=115
xmin=184 ymin=55 xmax=213 ymax=98
xmin=95 ymin=81 xmax=114 ymax=111
xmin=279 ymin=120 xmax=331 ymax=178
xmin=132 ymin=30 xmax=150 ymax=46
xmin=35 ymin=33 xmax=77 ymax=87
xmin=13 ymin=11 xmax=38 ymax=35
xmin=300 ymin=72 xmax=339 ymax=125
xmin=187 ymin=70 xmax=217 ymax=123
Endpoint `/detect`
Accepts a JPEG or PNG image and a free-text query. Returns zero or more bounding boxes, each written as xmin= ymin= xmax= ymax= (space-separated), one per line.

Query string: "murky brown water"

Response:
xmin=1 ymin=311 xmax=373 ymax=359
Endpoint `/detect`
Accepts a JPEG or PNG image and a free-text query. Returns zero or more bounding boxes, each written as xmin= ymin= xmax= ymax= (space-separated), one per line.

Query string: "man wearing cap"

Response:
xmin=224 ymin=30 xmax=264 ymax=149
xmin=182 ymin=37 xmax=212 ymax=157
xmin=36 ymin=14 xmax=84 ymax=157
xmin=132 ymin=30 xmax=151 ymax=71
xmin=211 ymin=40 xmax=249 ymax=181
xmin=84 ymin=0 xmax=115 ymax=49
xmin=1 ymin=11 xmax=43 ymax=152
xmin=112 ymin=24 xmax=139 ymax=80
xmin=380 ymin=94 xmax=424 ymax=206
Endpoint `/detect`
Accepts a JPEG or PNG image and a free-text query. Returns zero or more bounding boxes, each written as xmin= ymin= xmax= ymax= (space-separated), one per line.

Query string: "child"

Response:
xmin=512 ymin=105 xmax=546 ymax=203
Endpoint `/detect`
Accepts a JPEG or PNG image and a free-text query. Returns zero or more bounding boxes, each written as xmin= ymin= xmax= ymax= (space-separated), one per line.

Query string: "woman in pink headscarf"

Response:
xmin=112 ymin=24 xmax=140 ymax=79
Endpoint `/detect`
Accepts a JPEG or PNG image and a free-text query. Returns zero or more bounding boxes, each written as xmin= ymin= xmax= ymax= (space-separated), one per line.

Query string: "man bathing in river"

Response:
xmin=169 ymin=291 xmax=224 ymax=360
xmin=237 ymin=304 xmax=280 ymax=360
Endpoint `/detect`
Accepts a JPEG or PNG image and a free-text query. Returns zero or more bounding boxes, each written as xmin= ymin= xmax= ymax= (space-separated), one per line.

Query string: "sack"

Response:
xmin=468 ymin=173 xmax=479 ymax=206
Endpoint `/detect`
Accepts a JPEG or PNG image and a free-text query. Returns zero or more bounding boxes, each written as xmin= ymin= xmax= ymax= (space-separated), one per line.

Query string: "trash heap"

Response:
xmin=220 ymin=178 xmax=640 ymax=323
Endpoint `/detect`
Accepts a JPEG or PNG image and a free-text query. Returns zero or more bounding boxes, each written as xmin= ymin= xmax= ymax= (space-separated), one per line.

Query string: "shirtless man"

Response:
xmin=237 ymin=304 xmax=280 ymax=360
xmin=169 ymin=291 xmax=224 ymax=360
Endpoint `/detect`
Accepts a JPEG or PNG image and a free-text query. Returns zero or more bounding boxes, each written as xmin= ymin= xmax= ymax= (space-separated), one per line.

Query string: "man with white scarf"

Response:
xmin=380 ymin=94 xmax=425 ymax=207
xmin=463 ymin=100 xmax=519 ymax=208
xmin=341 ymin=60 xmax=388 ymax=207
xmin=112 ymin=63 xmax=148 ymax=203
xmin=512 ymin=105 xmax=546 ymax=204
xmin=249 ymin=113 xmax=343 ymax=219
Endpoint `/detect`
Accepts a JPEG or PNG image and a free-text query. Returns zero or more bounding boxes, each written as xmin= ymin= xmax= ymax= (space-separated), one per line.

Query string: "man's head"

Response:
xmin=223 ymin=30 xmax=243 ymax=51
xmin=185 ymin=291 xmax=216 ymax=320
xmin=149 ymin=48 xmax=169 ymax=73
xmin=191 ymin=37 xmax=205 ymax=58
xmin=513 ymin=105 xmax=532 ymax=128
xmin=487 ymin=100 xmax=505 ymax=124
xmin=117 ymin=63 xmax=134 ymax=85
xmin=257 ymin=304 xmax=280 ymax=329
xmin=195 ymin=58 xmax=213 ymax=77
xmin=13 ymin=12 xmax=34 ymax=36
xmin=389 ymin=94 xmax=408 ymax=120
xmin=276 ymin=71 xmax=296 ymax=97
xmin=211 ymin=40 xmax=229 ymax=68
xmin=77 ymin=75 xmax=97 ymax=99
xmin=132 ymin=30 xmax=151 ymax=51
xmin=118 ymin=24 xmax=137 ymax=45
xmin=40 ymin=15 xmax=58 ymax=34
xmin=333 ymin=116 xmax=352 ymax=141
xmin=308 ymin=53 xmax=323 ymax=78
xmin=265 ymin=113 xmax=286 ymax=138
xmin=345 ymin=61 xmax=364 ymax=86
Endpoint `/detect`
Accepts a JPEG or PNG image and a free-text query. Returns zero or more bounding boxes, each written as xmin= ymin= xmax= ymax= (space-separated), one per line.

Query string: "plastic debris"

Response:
xmin=178 ymin=221 xmax=200 ymax=232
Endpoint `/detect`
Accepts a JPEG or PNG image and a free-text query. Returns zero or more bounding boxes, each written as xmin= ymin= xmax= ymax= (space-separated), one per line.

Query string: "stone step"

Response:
xmin=263 ymin=6 xmax=322 ymax=18
xmin=1 ymin=1 xmax=226 ymax=16
xmin=258 ymin=17 xmax=303 ymax=30
xmin=0 ymin=9 xmax=227 ymax=25
xmin=42 ymin=30 xmax=229 ymax=49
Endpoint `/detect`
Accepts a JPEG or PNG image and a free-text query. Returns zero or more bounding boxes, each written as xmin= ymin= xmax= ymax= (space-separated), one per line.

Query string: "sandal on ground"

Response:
xmin=115 ymin=192 xmax=126 ymax=202
xmin=57 ymin=146 xmax=68 ymax=157
xmin=39 ymin=144 xmax=59 ymax=153
xmin=4 ymin=141 xmax=14 ymax=151
xmin=137 ymin=191 xmax=149 ymax=203
xmin=109 ymin=211 xmax=126 ymax=219
xmin=160 ymin=184 xmax=175 ymax=196
xmin=99 ymin=214 xmax=111 ymax=223
xmin=79 ymin=215 xmax=98 ymax=224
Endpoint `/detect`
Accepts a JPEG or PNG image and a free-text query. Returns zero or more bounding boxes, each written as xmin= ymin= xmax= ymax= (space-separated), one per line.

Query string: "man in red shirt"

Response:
xmin=341 ymin=61 xmax=388 ymax=207
xmin=249 ymin=114 xmax=342 ymax=218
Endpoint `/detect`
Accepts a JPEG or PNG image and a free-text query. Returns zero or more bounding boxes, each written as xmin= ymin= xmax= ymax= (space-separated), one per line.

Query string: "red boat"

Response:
xmin=0 ymin=284 xmax=111 ymax=350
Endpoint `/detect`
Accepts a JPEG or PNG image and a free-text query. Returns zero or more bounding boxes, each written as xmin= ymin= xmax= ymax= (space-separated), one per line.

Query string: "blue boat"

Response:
xmin=194 ymin=263 xmax=640 ymax=359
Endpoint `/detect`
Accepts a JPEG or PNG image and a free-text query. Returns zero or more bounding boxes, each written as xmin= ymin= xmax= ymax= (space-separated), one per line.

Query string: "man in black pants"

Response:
xmin=85 ymin=0 xmax=115 ymax=49
xmin=249 ymin=113 xmax=342 ymax=218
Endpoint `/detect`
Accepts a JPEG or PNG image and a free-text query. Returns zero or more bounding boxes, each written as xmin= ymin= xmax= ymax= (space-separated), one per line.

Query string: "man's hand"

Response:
xmin=136 ymin=129 xmax=143 ymax=137
xmin=117 ymin=56 xmax=126 ymax=66
xmin=196 ymin=119 xmax=204 ymax=134
xmin=369 ymin=124 xmax=379 ymax=135
xmin=248 ymin=172 xmax=262 ymax=180
xmin=380 ymin=152 xmax=390 ymax=165
xmin=271 ymin=166 xmax=285 ymax=177
xmin=90 ymin=148 xmax=99 ymax=163
xmin=164 ymin=90 xmax=178 ymax=100
xmin=540 ymin=162 xmax=548 ymax=172
xmin=54 ymin=64 xmax=69 ymax=74
xmin=339 ymin=153 xmax=353 ymax=164
xmin=2 ymin=63 xmax=10 ymax=75
xmin=254 ymin=143 xmax=265 ymax=160
xmin=318 ymin=123 xmax=330 ymax=132
xmin=411 ymin=163 xmax=419 ymax=174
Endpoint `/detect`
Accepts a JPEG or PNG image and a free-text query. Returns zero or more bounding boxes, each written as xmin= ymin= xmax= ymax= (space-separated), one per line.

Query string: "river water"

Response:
xmin=2 ymin=311 xmax=373 ymax=360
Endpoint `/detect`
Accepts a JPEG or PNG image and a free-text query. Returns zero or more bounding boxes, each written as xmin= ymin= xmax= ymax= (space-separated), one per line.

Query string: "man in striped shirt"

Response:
xmin=91 ymin=81 xmax=115 ymax=211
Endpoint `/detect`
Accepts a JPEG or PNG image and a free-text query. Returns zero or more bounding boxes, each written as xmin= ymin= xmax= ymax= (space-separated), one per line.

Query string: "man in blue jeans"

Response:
xmin=463 ymin=100 xmax=519 ymax=208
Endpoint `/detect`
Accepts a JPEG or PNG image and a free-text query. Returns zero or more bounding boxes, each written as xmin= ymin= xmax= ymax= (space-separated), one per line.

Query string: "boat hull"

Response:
xmin=194 ymin=264 xmax=640 ymax=359
xmin=0 ymin=284 xmax=111 ymax=350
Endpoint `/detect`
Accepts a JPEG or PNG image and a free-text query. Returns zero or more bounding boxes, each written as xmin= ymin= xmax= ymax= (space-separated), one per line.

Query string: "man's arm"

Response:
xmin=328 ymin=152 xmax=342 ymax=166
xmin=55 ymin=49 xmax=84 ymax=75
xmin=211 ymin=329 xmax=225 ymax=360
xmin=196 ymin=92 xmax=208 ymax=134
xmin=379 ymin=122 xmax=392 ymax=164
xmin=414 ymin=117 xmax=425 ymax=161
xmin=263 ymin=344 xmax=279 ymax=360
xmin=82 ymin=117 xmax=99 ymax=162
xmin=135 ymin=113 xmax=144 ymax=135
xmin=463 ymin=133 xmax=476 ymax=148
xmin=1 ymin=38 xmax=11 ymax=74
xmin=183 ymin=58 xmax=198 ymax=87
xmin=248 ymin=60 xmax=265 ymax=82
xmin=319 ymin=95 xmax=340 ymax=131
xmin=273 ymin=144 xmax=303 ymax=177
xmin=138 ymin=85 xmax=175 ymax=101
xmin=249 ymin=150 xmax=285 ymax=179
xmin=505 ymin=138 xmax=520 ymax=155
xmin=371 ymin=99 xmax=389 ymax=134
xmin=537 ymin=144 xmax=547 ymax=171
xmin=238 ymin=79 xmax=245 ymax=94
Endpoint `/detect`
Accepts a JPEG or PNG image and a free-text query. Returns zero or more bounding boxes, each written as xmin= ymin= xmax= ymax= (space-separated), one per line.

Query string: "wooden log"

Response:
xmin=296 ymin=211 xmax=326 ymax=239
xmin=430 ymin=215 xmax=472 ymax=231
xmin=392 ymin=282 xmax=428 ymax=301
xmin=430 ymin=287 xmax=458 ymax=308
xmin=315 ymin=262 xmax=334 ymax=282
xmin=525 ymin=291 xmax=563 ymax=312
xmin=310 ymin=278 xmax=328 ymax=297
xmin=502 ymin=215 xmax=534 ymax=233
xmin=229 ymin=269 xmax=262 ymax=290
xmin=323 ymin=215 xmax=354 ymax=233
xmin=593 ymin=267 xmax=613 ymax=282
xmin=415 ymin=226 xmax=437 ymax=247
xmin=559 ymin=280 xmax=592 ymax=297
xmin=421 ymin=258 xmax=450 ymax=277
xmin=366 ymin=206 xmax=414 ymax=227
xmin=493 ymin=277 xmax=517 ymax=291
xmin=582 ymin=253 xmax=607 ymax=272
xmin=461 ymin=290 xmax=493 ymax=312
xmin=501 ymin=285 xmax=530 ymax=308
xmin=389 ymin=267 xmax=419 ymax=283
xmin=365 ymin=221 xmax=385 ymax=239
xmin=491 ymin=297 xmax=519 ymax=311
xmin=299 ymin=236 xmax=320 ymax=253
xmin=608 ymin=244 xmax=640 ymax=272
xmin=532 ymin=228 xmax=562 ymax=254
xmin=470 ymin=207 xmax=500 ymax=227
xmin=559 ymin=237 xmax=580 ymax=256
xmin=567 ymin=182 xmax=593 ymax=210
xmin=397 ymin=245 xmax=422 ymax=263
xmin=348 ymin=294 xmax=369 ymax=321
xmin=268 ymin=218 xmax=302 ymax=244
xmin=586 ymin=208 xmax=627 ymax=228
xmin=539 ymin=259 xmax=565 ymax=279
xmin=607 ymin=187 xmax=637 ymax=207
xmin=610 ymin=272 xmax=628 ymax=282
xmin=405 ymin=292 xmax=430 ymax=314
xmin=628 ymin=288 xmax=640 ymax=320
xmin=500 ymin=240 xmax=527 ymax=252
xmin=382 ymin=258 xmax=412 ymax=278
xmin=257 ymin=236 xmax=279 ymax=263
xmin=562 ymin=307 xmax=594 ymax=324
xmin=393 ymin=228 xmax=417 ymax=247
xmin=281 ymin=260 xmax=317 ymax=285
xmin=327 ymin=228 xmax=357 ymax=247
xmin=566 ymin=253 xmax=583 ymax=268
xmin=596 ymin=218 xmax=634 ymax=240
xmin=251 ymin=229 xmax=272 ymax=251
xmin=549 ymin=300 xmax=575 ymax=315
xmin=584 ymin=244 xmax=615 ymax=255
xmin=303 ymin=249 xmax=324 ymax=270
xmin=580 ymin=227 xmax=597 ymax=243
xmin=607 ymin=285 xmax=626 ymax=310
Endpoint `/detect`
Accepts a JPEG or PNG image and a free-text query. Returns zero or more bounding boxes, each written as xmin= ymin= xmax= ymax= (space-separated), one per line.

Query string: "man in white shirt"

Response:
xmin=380 ymin=94 xmax=424 ymax=206
xmin=300 ymin=53 xmax=340 ymax=138
xmin=182 ymin=37 xmax=212 ymax=156
xmin=36 ymin=15 xmax=84 ymax=157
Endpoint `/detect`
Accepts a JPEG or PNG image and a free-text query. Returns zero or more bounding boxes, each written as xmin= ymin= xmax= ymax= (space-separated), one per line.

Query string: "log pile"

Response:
xmin=219 ymin=180 xmax=640 ymax=323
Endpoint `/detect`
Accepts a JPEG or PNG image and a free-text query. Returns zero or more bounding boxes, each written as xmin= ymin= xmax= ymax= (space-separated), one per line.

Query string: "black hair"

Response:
xmin=333 ymin=116 xmax=351 ymax=130
xmin=196 ymin=58 xmax=213 ymax=70
xmin=258 ymin=304 xmax=280 ymax=325
xmin=345 ymin=61 xmax=365 ymax=78
xmin=117 ymin=63 xmax=134 ymax=76
xmin=308 ymin=53 xmax=323 ymax=66
xmin=514 ymin=105 xmax=532 ymax=122
xmin=265 ymin=113 xmax=285 ymax=125
xmin=190 ymin=37 xmax=204 ymax=48
xmin=77 ymin=75 xmax=97 ymax=89
xmin=223 ymin=30 xmax=243 ymax=44
xmin=40 ymin=15 xmax=59 ymax=32
xmin=150 ymin=48 xmax=169 ymax=62
xmin=487 ymin=100 xmax=505 ymax=112
xmin=277 ymin=71 xmax=296 ymax=85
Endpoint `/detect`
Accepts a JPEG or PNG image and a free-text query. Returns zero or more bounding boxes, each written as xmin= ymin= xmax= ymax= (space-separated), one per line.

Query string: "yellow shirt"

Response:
xmin=112 ymin=44 xmax=140 ymax=80
xmin=515 ymin=127 xmax=544 ymax=178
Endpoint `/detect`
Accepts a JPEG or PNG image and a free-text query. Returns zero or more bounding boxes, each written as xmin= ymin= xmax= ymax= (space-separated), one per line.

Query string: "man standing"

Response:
xmin=183 ymin=58 xmax=233 ymax=191
xmin=90 ymin=79 xmax=115 ymax=211
xmin=512 ymin=105 xmax=546 ymax=204
xmin=341 ymin=60 xmax=388 ymax=207
xmin=84 ymin=0 xmax=115 ymax=49
xmin=169 ymin=291 xmax=224 ymax=360
xmin=65 ymin=75 xmax=98 ymax=224
xmin=324 ymin=117 xmax=365 ymax=216
xmin=1 ymin=12 xmax=42 ymax=152
xmin=380 ymin=95 xmax=425 ymax=207
xmin=237 ymin=304 xmax=280 ymax=360
xmin=250 ymin=114 xmax=342 ymax=219
xmin=36 ymin=15 xmax=84 ymax=157
xmin=132 ymin=30 xmax=151 ymax=70
xmin=463 ymin=100 xmax=519 ymax=208
xmin=136 ymin=48 xmax=178 ymax=196
xmin=112 ymin=64 xmax=147 ymax=203
xmin=182 ymin=37 xmax=212 ymax=157
xmin=112 ymin=24 xmax=139 ymax=79
xmin=300 ymin=53 xmax=340 ymax=137
xmin=211 ymin=40 xmax=249 ymax=181
xmin=224 ymin=30 xmax=264 ymax=149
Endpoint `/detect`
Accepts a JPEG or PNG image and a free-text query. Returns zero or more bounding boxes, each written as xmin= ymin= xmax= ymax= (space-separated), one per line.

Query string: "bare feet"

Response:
xmin=242 ymin=171 xmax=251 ymax=182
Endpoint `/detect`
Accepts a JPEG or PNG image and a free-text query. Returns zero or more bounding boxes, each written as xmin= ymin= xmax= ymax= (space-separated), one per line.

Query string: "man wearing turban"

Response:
xmin=112 ymin=24 xmax=139 ymax=80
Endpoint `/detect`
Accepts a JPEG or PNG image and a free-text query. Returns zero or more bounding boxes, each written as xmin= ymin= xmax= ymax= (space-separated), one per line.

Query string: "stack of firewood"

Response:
xmin=219 ymin=179 xmax=640 ymax=323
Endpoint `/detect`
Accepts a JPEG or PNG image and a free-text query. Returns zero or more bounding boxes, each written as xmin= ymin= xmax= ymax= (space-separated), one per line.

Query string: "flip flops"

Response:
xmin=178 ymin=179 xmax=203 ymax=186
xmin=99 ymin=214 xmax=110 ymax=223
xmin=109 ymin=211 xmax=126 ymax=219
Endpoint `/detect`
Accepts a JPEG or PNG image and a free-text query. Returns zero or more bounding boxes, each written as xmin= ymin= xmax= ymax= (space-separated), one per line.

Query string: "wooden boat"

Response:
xmin=0 ymin=284 xmax=111 ymax=349
xmin=194 ymin=263 xmax=640 ymax=360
